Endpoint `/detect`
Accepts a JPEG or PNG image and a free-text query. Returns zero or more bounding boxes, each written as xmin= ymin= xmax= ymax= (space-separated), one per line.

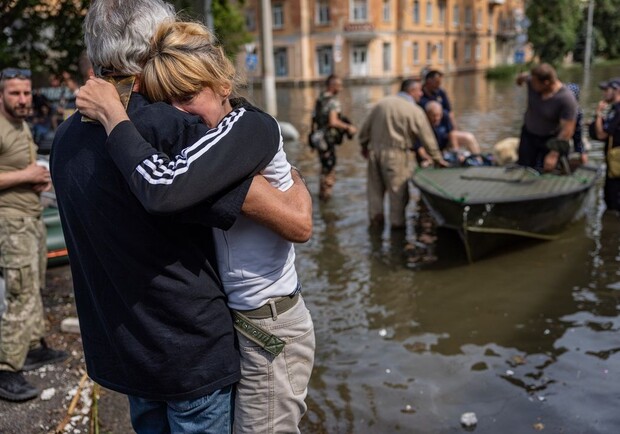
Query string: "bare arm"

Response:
xmin=516 ymin=72 xmax=529 ymax=86
xmin=328 ymin=110 xmax=357 ymax=135
xmin=242 ymin=168 xmax=312 ymax=243
xmin=594 ymin=101 xmax=609 ymax=141
xmin=543 ymin=118 xmax=577 ymax=172
xmin=0 ymin=163 xmax=51 ymax=191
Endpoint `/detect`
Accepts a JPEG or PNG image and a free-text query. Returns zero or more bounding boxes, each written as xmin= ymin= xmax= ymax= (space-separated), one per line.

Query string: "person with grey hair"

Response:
xmin=50 ymin=1 xmax=310 ymax=432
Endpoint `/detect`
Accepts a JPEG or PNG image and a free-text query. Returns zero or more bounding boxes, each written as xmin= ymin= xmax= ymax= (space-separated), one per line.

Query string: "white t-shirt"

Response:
xmin=213 ymin=124 xmax=298 ymax=310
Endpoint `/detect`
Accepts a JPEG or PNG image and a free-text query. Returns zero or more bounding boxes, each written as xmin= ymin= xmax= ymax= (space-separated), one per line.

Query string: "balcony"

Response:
xmin=343 ymin=22 xmax=375 ymax=42
xmin=488 ymin=0 xmax=505 ymax=5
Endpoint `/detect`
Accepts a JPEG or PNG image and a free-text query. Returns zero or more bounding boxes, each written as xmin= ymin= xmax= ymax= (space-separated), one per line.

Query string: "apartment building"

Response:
xmin=240 ymin=0 xmax=527 ymax=83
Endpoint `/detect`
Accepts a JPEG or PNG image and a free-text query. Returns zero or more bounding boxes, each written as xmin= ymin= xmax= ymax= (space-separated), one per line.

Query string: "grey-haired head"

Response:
xmin=84 ymin=0 xmax=176 ymax=77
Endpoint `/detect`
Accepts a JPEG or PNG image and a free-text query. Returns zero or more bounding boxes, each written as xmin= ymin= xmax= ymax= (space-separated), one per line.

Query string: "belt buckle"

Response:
xmin=268 ymin=299 xmax=278 ymax=321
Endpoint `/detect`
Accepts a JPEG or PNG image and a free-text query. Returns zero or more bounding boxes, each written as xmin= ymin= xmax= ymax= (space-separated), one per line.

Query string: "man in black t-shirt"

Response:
xmin=516 ymin=63 xmax=578 ymax=173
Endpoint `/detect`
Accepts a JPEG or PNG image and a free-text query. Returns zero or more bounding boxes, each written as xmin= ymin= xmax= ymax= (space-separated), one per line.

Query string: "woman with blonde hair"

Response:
xmin=78 ymin=20 xmax=315 ymax=434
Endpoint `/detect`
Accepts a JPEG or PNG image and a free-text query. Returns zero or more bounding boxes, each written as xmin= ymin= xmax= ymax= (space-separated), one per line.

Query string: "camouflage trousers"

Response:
xmin=0 ymin=216 xmax=47 ymax=372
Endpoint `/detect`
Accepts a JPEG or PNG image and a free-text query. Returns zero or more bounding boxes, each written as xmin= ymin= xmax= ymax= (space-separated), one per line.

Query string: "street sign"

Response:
xmin=514 ymin=49 xmax=525 ymax=64
xmin=245 ymin=53 xmax=258 ymax=71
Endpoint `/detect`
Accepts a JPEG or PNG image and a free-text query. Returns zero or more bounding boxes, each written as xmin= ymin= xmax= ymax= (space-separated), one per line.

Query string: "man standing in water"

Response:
xmin=358 ymin=80 xmax=444 ymax=229
xmin=312 ymin=74 xmax=357 ymax=201
xmin=516 ymin=63 xmax=578 ymax=172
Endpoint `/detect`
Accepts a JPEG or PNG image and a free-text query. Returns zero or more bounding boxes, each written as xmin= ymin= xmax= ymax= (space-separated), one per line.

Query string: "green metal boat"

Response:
xmin=411 ymin=165 xmax=601 ymax=262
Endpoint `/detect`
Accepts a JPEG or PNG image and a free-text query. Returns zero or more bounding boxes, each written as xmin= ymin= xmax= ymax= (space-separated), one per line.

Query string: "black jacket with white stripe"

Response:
xmin=50 ymin=93 xmax=277 ymax=400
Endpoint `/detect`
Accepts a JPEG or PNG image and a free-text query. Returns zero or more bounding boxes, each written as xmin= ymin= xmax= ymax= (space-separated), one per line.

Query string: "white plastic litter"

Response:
xmin=460 ymin=412 xmax=478 ymax=427
xmin=40 ymin=387 xmax=56 ymax=401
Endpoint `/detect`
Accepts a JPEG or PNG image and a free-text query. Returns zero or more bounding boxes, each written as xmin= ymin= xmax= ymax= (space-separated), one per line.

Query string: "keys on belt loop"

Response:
xmin=268 ymin=299 xmax=278 ymax=321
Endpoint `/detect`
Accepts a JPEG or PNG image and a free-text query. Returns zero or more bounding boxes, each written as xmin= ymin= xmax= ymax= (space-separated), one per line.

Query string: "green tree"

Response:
xmin=0 ymin=0 xmax=90 ymax=76
xmin=0 ymin=0 xmax=250 ymax=76
xmin=592 ymin=0 xmax=620 ymax=59
xmin=526 ymin=0 xmax=582 ymax=64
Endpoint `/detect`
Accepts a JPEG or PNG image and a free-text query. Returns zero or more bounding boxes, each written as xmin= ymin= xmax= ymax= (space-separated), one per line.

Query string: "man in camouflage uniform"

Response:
xmin=313 ymin=74 xmax=357 ymax=201
xmin=0 ymin=68 xmax=67 ymax=402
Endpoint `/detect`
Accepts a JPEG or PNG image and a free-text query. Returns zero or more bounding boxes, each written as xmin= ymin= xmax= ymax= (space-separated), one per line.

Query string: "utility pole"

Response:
xmin=203 ymin=0 xmax=214 ymax=31
xmin=260 ymin=0 xmax=277 ymax=116
xmin=583 ymin=0 xmax=594 ymax=83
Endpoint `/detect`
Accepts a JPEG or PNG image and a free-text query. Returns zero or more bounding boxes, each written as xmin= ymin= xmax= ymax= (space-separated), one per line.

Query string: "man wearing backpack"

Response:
xmin=311 ymin=75 xmax=356 ymax=201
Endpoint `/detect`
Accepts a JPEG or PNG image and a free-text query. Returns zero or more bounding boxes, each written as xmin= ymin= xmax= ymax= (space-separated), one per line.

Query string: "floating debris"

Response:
xmin=378 ymin=329 xmax=387 ymax=337
xmin=533 ymin=422 xmax=545 ymax=430
xmin=460 ymin=412 xmax=478 ymax=427
xmin=401 ymin=404 xmax=415 ymax=414
xmin=506 ymin=369 xmax=514 ymax=376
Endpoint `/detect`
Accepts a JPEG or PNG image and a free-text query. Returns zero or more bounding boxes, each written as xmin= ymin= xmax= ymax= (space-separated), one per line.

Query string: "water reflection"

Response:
xmin=251 ymin=66 xmax=620 ymax=433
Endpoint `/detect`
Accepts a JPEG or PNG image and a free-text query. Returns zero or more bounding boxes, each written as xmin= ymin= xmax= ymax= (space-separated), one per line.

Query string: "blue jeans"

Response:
xmin=128 ymin=385 xmax=234 ymax=434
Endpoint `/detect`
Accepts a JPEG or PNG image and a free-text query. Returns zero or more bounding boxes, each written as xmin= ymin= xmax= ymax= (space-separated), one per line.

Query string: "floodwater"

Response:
xmin=248 ymin=65 xmax=620 ymax=433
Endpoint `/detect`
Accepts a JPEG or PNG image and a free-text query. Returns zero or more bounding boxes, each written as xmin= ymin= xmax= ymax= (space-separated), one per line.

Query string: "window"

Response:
xmin=383 ymin=0 xmax=391 ymax=22
xmin=316 ymin=1 xmax=330 ymax=25
xmin=383 ymin=42 xmax=392 ymax=71
xmin=245 ymin=10 xmax=256 ymax=31
xmin=475 ymin=43 xmax=481 ymax=61
xmin=426 ymin=41 xmax=432 ymax=62
xmin=352 ymin=0 xmax=368 ymax=22
xmin=476 ymin=8 xmax=482 ymax=29
xmin=426 ymin=1 xmax=433 ymax=24
xmin=274 ymin=48 xmax=288 ymax=76
xmin=273 ymin=3 xmax=284 ymax=29
xmin=453 ymin=40 xmax=458 ymax=61
xmin=413 ymin=1 xmax=420 ymax=24
xmin=465 ymin=41 xmax=471 ymax=62
xmin=317 ymin=46 xmax=333 ymax=75
xmin=413 ymin=41 xmax=419 ymax=65
xmin=438 ymin=1 xmax=445 ymax=25
xmin=488 ymin=41 xmax=492 ymax=60
xmin=452 ymin=5 xmax=459 ymax=26
xmin=465 ymin=6 xmax=472 ymax=28
xmin=437 ymin=41 xmax=444 ymax=63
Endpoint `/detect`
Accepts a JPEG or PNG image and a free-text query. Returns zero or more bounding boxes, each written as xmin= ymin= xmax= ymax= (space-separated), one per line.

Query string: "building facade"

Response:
xmin=240 ymin=0 xmax=527 ymax=84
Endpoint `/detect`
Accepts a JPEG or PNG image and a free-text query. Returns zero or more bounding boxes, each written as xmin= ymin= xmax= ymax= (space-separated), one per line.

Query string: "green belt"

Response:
xmin=237 ymin=292 xmax=300 ymax=320
xmin=233 ymin=311 xmax=286 ymax=356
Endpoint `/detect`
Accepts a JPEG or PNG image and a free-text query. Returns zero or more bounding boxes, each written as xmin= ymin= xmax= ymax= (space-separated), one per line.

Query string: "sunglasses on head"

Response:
xmin=0 ymin=68 xmax=32 ymax=80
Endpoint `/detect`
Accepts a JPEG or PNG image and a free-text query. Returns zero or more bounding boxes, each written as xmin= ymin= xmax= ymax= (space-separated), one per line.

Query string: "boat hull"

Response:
xmin=412 ymin=166 xmax=600 ymax=261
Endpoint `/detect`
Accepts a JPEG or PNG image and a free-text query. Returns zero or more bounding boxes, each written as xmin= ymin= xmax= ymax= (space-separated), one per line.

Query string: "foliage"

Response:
xmin=591 ymin=0 xmax=620 ymax=59
xmin=0 ymin=0 xmax=90 ymax=77
xmin=0 ymin=0 xmax=250 ymax=78
xmin=485 ymin=64 xmax=525 ymax=80
xmin=212 ymin=0 xmax=252 ymax=59
xmin=526 ymin=0 xmax=582 ymax=65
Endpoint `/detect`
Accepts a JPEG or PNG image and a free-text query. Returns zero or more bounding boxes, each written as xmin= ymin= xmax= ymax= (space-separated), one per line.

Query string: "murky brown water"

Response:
xmin=249 ymin=66 xmax=620 ymax=433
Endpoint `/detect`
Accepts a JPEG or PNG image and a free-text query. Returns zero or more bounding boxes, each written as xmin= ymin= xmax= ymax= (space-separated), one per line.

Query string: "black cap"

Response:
xmin=598 ymin=78 xmax=620 ymax=90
